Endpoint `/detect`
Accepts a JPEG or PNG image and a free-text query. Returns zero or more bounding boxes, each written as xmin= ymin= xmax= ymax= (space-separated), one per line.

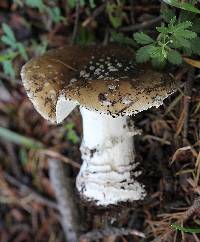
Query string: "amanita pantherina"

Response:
xmin=21 ymin=45 xmax=177 ymax=206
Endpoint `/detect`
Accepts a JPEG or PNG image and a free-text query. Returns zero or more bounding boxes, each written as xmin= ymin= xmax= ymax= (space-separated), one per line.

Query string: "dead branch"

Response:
xmin=82 ymin=3 xmax=106 ymax=27
xmin=49 ymin=158 xmax=81 ymax=242
xmin=119 ymin=16 xmax=162 ymax=32
xmin=71 ymin=0 xmax=80 ymax=44
xmin=40 ymin=149 xmax=80 ymax=168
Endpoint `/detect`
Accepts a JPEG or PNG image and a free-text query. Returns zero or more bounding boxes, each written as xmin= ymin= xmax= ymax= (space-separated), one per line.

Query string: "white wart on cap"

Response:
xmin=57 ymin=52 xmax=177 ymax=122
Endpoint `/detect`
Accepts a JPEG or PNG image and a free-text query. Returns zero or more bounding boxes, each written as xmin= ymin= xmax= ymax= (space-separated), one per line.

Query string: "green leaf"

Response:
xmin=47 ymin=7 xmax=65 ymax=23
xmin=111 ymin=32 xmax=136 ymax=47
xmin=109 ymin=15 xmax=122 ymax=29
xmin=2 ymin=23 xmax=16 ymax=43
xmin=167 ymin=49 xmax=182 ymax=65
xmin=0 ymin=126 xmax=44 ymax=149
xmin=106 ymin=3 xmax=125 ymax=29
xmin=1 ymin=36 xmax=17 ymax=48
xmin=168 ymin=16 xmax=177 ymax=29
xmin=134 ymin=32 xmax=154 ymax=45
xmin=80 ymin=0 xmax=85 ymax=7
xmin=179 ymin=10 xmax=197 ymax=22
xmin=156 ymin=26 xmax=167 ymax=35
xmin=1 ymin=23 xmax=28 ymax=61
xmin=169 ymin=20 xmax=192 ymax=34
xmin=17 ymin=43 xmax=28 ymax=61
xmin=178 ymin=3 xmax=200 ymax=14
xmin=2 ymin=60 xmax=16 ymax=78
xmin=191 ymin=18 xmax=200 ymax=33
xmin=31 ymin=38 xmax=48 ymax=56
xmin=176 ymin=38 xmax=191 ymax=48
xmin=89 ymin=0 xmax=96 ymax=8
xmin=150 ymin=46 xmax=166 ymax=62
xmin=65 ymin=122 xmax=80 ymax=144
xmin=0 ymin=52 xmax=17 ymax=62
xmin=167 ymin=20 xmax=197 ymax=49
xmin=162 ymin=0 xmax=200 ymax=14
xmin=135 ymin=45 xmax=155 ymax=63
xmin=161 ymin=8 xmax=175 ymax=23
xmin=68 ymin=0 xmax=76 ymax=8
xmin=190 ymin=37 xmax=200 ymax=54
xmin=25 ymin=0 xmax=45 ymax=12
xmin=151 ymin=57 xmax=166 ymax=69
xmin=171 ymin=224 xmax=200 ymax=233
xmin=177 ymin=30 xmax=197 ymax=39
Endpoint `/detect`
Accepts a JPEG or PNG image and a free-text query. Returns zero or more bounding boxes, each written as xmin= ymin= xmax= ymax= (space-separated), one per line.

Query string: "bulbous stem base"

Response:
xmin=76 ymin=107 xmax=146 ymax=206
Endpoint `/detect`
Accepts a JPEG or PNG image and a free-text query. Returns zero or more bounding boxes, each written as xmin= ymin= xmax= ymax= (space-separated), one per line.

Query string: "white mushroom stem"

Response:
xmin=76 ymin=107 xmax=146 ymax=206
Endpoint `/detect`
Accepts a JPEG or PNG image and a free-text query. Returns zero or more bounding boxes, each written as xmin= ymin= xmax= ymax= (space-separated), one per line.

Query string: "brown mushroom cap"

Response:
xmin=21 ymin=45 xmax=178 ymax=123
xmin=62 ymin=64 xmax=176 ymax=118
xmin=21 ymin=45 xmax=134 ymax=123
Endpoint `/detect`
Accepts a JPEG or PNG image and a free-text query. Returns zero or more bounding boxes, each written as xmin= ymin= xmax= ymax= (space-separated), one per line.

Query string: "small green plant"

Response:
xmin=0 ymin=23 xmax=28 ymax=78
xmin=0 ymin=51 xmax=17 ymax=79
xmin=65 ymin=122 xmax=80 ymax=144
xmin=119 ymin=0 xmax=200 ymax=68
xmin=1 ymin=23 xmax=28 ymax=60
xmin=46 ymin=6 xmax=65 ymax=24
xmin=31 ymin=38 xmax=48 ymax=56
xmin=134 ymin=16 xmax=198 ymax=67
xmin=14 ymin=0 xmax=65 ymax=24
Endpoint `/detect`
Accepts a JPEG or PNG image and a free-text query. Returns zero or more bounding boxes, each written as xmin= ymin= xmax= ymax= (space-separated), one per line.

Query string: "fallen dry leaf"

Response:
xmin=183 ymin=57 xmax=200 ymax=68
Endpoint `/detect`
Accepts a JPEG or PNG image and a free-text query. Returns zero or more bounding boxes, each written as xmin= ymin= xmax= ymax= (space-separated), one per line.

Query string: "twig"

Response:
xmin=40 ymin=149 xmax=80 ymax=169
xmin=184 ymin=196 xmax=200 ymax=219
xmin=3 ymin=172 xmax=58 ymax=209
xmin=82 ymin=3 xmax=106 ymax=27
xmin=183 ymin=68 xmax=194 ymax=141
xmin=49 ymin=59 xmax=77 ymax=71
xmin=103 ymin=27 xmax=110 ymax=46
xmin=71 ymin=0 xmax=80 ymax=44
xmin=49 ymin=158 xmax=81 ymax=242
xmin=119 ymin=16 xmax=163 ymax=32
xmin=79 ymin=227 xmax=145 ymax=241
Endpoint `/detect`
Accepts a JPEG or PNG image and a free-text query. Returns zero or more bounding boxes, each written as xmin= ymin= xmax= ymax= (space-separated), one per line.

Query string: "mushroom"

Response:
xmin=21 ymin=45 xmax=178 ymax=206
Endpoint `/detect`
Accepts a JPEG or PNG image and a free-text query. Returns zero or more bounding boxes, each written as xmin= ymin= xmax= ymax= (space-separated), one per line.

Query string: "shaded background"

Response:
xmin=0 ymin=1 xmax=200 ymax=241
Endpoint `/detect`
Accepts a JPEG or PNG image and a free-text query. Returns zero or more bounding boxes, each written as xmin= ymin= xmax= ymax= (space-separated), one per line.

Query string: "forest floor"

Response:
xmin=0 ymin=1 xmax=200 ymax=242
